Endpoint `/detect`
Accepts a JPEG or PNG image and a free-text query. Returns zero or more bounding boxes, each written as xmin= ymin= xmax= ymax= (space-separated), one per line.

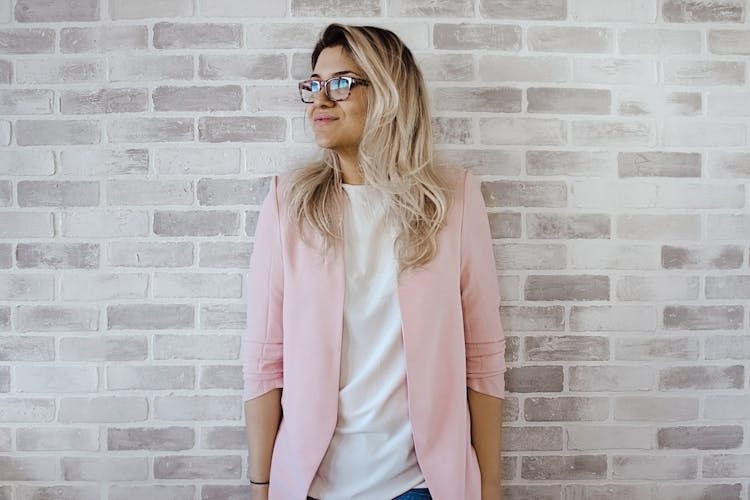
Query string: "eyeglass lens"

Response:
xmin=300 ymin=78 xmax=351 ymax=103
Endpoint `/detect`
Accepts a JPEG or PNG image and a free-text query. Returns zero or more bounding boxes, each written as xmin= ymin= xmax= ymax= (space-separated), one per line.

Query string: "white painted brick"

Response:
xmin=0 ymin=0 xmax=9 ymax=22
xmin=59 ymin=397 xmax=148 ymax=423
xmin=664 ymin=121 xmax=746 ymax=147
xmin=0 ymin=121 xmax=9 ymax=146
xmin=479 ymin=55 xmax=569 ymax=82
xmin=567 ymin=425 xmax=653 ymax=450
xmin=617 ymin=214 xmax=701 ymax=240
xmin=153 ymin=395 xmax=241 ymax=420
xmin=17 ymin=427 xmax=98 ymax=451
xmin=246 ymin=22 xmax=323 ymax=49
xmin=61 ymin=209 xmax=149 ymax=238
xmin=572 ymin=0 xmax=657 ymax=21
xmin=0 ymin=456 xmax=60 ymax=481
xmin=0 ymin=151 xmax=55 ymax=175
xmin=0 ymin=274 xmax=55 ymax=301
xmin=707 ymin=214 xmax=750 ymax=239
xmin=573 ymin=58 xmax=657 ymax=84
xmin=572 ymin=120 xmax=655 ymax=147
xmin=61 ymin=273 xmax=148 ymax=300
xmin=570 ymin=305 xmax=658 ymax=331
xmin=571 ymin=181 xmax=656 ymax=209
xmin=59 ymin=149 xmax=148 ymax=175
xmin=0 ymin=212 xmax=53 ymax=237
xmin=0 ymin=398 xmax=55 ymax=422
xmin=480 ymin=117 xmax=566 ymax=146
xmin=15 ymin=366 xmax=98 ymax=393
xmin=0 ymin=89 xmax=53 ymax=114
xmin=107 ymin=179 xmax=193 ymax=205
xmin=707 ymin=90 xmax=750 ymax=116
xmin=657 ymin=183 xmax=745 ymax=208
xmin=200 ymin=0 xmax=285 ymax=17
xmin=107 ymin=365 xmax=194 ymax=390
xmin=16 ymin=58 xmax=103 ymax=84
xmin=154 ymin=334 xmax=240 ymax=360
xmin=155 ymin=148 xmax=241 ymax=174
xmin=62 ymin=457 xmax=148 ymax=481
xmin=616 ymin=275 xmax=699 ymax=301
xmin=620 ymin=29 xmax=702 ymax=54
xmin=618 ymin=89 xmax=701 ymax=117
xmin=153 ymin=273 xmax=242 ymax=298
xmin=109 ymin=55 xmax=194 ymax=82
xmin=110 ymin=0 xmax=193 ymax=20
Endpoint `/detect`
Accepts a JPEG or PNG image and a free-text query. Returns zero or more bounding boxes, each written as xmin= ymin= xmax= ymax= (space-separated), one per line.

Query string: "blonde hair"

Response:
xmin=286 ymin=23 xmax=450 ymax=272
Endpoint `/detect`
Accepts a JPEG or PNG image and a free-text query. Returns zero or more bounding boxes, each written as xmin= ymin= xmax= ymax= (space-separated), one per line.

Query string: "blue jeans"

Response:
xmin=307 ymin=488 xmax=431 ymax=500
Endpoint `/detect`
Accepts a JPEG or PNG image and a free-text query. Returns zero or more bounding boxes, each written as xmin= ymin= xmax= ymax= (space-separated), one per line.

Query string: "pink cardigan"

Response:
xmin=243 ymin=167 xmax=506 ymax=500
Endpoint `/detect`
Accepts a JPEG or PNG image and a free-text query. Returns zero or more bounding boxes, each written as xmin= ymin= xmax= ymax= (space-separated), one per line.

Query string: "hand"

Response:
xmin=250 ymin=483 xmax=269 ymax=500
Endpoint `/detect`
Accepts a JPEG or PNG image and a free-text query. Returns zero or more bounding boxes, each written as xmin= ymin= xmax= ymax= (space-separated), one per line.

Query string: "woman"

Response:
xmin=243 ymin=24 xmax=506 ymax=500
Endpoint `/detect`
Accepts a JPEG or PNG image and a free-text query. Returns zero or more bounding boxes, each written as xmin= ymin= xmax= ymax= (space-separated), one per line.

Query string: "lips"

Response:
xmin=313 ymin=115 xmax=338 ymax=125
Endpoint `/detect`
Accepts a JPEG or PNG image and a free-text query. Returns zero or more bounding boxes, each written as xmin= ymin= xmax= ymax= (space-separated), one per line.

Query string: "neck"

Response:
xmin=337 ymin=151 xmax=364 ymax=185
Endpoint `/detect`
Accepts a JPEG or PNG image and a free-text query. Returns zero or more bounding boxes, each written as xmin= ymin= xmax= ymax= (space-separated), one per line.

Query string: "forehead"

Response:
xmin=311 ymin=46 xmax=363 ymax=78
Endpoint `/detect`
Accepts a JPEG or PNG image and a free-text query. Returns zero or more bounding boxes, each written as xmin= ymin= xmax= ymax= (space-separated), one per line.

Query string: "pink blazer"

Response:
xmin=243 ymin=167 xmax=506 ymax=500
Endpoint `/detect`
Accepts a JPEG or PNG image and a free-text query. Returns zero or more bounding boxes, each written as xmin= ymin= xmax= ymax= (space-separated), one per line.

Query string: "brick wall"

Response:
xmin=1 ymin=0 xmax=749 ymax=499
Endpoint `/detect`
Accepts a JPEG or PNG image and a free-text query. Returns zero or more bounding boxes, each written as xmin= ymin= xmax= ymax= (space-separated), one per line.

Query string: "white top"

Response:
xmin=308 ymin=184 xmax=427 ymax=499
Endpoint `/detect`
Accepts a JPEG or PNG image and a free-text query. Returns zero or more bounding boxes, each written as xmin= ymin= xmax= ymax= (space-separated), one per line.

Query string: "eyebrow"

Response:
xmin=309 ymin=70 xmax=359 ymax=79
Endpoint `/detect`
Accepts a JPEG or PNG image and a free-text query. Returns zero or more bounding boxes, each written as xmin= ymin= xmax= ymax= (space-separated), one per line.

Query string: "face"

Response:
xmin=306 ymin=46 xmax=368 ymax=159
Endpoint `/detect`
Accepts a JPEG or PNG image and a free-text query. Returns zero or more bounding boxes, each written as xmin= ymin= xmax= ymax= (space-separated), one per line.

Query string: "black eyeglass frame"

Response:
xmin=298 ymin=76 xmax=370 ymax=103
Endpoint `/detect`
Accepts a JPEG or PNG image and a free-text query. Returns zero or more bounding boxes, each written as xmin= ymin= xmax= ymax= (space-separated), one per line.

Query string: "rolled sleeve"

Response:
xmin=460 ymin=169 xmax=506 ymax=399
xmin=242 ymin=176 xmax=284 ymax=401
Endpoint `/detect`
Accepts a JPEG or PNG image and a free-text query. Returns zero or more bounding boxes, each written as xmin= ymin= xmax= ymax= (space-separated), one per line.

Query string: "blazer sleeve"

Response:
xmin=242 ymin=176 xmax=284 ymax=401
xmin=460 ymin=169 xmax=506 ymax=399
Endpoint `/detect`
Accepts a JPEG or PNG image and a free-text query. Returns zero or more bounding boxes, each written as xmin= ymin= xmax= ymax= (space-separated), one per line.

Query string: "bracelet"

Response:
xmin=250 ymin=479 xmax=270 ymax=485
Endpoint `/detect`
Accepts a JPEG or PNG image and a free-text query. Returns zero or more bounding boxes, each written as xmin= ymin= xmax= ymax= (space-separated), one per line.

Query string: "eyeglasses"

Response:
xmin=298 ymin=76 xmax=370 ymax=103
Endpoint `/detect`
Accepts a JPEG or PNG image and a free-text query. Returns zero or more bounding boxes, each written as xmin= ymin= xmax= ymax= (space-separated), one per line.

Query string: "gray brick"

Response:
xmin=109 ymin=486 xmax=195 ymax=500
xmin=200 ymin=304 xmax=245 ymax=330
xmin=155 ymin=148 xmax=241 ymax=174
xmin=525 ymin=397 xmax=608 ymax=421
xmin=522 ymin=455 xmax=607 ymax=480
xmin=200 ymin=0 xmax=285 ymax=17
xmin=245 ymin=86 xmax=299 ymax=112
xmin=16 ymin=119 xmax=100 ymax=146
xmin=482 ymin=180 xmax=566 ymax=207
xmin=246 ymin=22 xmax=322 ymax=49
xmin=0 ymin=244 xmax=10 ymax=268
xmin=0 ymin=212 xmax=54 ymax=238
xmin=61 ymin=25 xmax=148 ymax=53
xmin=0 ymin=366 xmax=7 ymax=392
xmin=488 ymin=212 xmax=521 ymax=239
xmin=153 ymin=85 xmax=241 ymax=112
xmin=528 ymin=87 xmax=610 ymax=114
xmin=437 ymin=150 xmax=523 ymax=177
xmin=0 ymin=337 xmax=54 ymax=361
xmin=390 ymin=0 xmax=472 ymax=16
xmin=495 ymin=243 xmax=566 ymax=270
xmin=506 ymin=366 xmax=563 ymax=392
xmin=653 ymin=484 xmax=742 ymax=500
xmin=0 ymin=89 xmax=54 ymax=114
xmin=660 ymin=365 xmax=744 ymax=390
xmin=108 ymin=241 xmax=193 ymax=267
xmin=433 ymin=23 xmax=521 ymax=50
xmin=525 ymin=275 xmax=609 ymax=301
xmin=574 ymin=58 xmax=657 ymax=85
xmin=107 ymin=117 xmax=193 ymax=143
xmin=60 ymin=336 xmax=147 ymax=362
xmin=292 ymin=0 xmax=380 ymax=16
xmin=154 ymin=455 xmax=241 ymax=479
xmin=527 ymin=151 xmax=614 ymax=177
xmin=18 ymin=180 xmax=99 ymax=207
xmin=663 ymin=0 xmax=745 ymax=22
xmin=617 ymin=214 xmax=700 ymax=240
xmin=18 ymin=306 xmax=98 ymax=332
xmin=571 ymin=305 xmax=658 ymax=332
xmin=706 ymin=276 xmax=750 ymax=299
xmin=154 ymin=22 xmax=241 ymax=49
xmin=200 ymin=365 xmax=242 ymax=390
xmin=481 ymin=117 xmax=566 ymax=146
xmin=58 ymin=395 xmax=148 ymax=422
xmin=567 ymin=427 xmax=652 ymax=451
xmin=432 ymin=87 xmax=521 ymax=113
xmin=15 ymin=0 xmax=98 ymax=22
xmin=528 ymin=26 xmax=612 ymax=53
xmin=0 ymin=180 xmax=9 ymax=206
xmin=416 ymin=53 xmax=473 ymax=81
xmin=0 ymin=398 xmax=55 ymax=422
xmin=664 ymin=305 xmax=743 ymax=330
xmin=658 ymin=426 xmax=742 ymax=450
xmin=154 ymin=210 xmax=239 ymax=236
xmin=0 ymin=59 xmax=9 ymax=83
xmin=153 ymin=395 xmax=241 ymax=420
xmin=526 ymin=336 xmax=609 ymax=361
xmin=479 ymin=54 xmax=568 ymax=82
xmin=61 ymin=209 xmax=149 ymax=238
xmin=0 ymin=274 xmax=53 ymax=301
xmin=0 ymin=28 xmax=55 ymax=54
xmin=109 ymin=55 xmax=193 ymax=82
xmin=201 ymin=425 xmax=245 ymax=449
xmin=199 ymin=116 xmax=285 ymax=143
xmin=110 ymin=0 xmax=193 ymax=19
xmin=570 ymin=366 xmax=652 ymax=392
xmin=504 ymin=426 xmax=562 ymax=451
xmin=16 ymin=486 xmax=100 ymax=500
xmin=62 ymin=457 xmax=147 ymax=481
xmin=200 ymin=54 xmax=287 ymax=80
xmin=17 ymin=58 xmax=102 ymax=84
xmin=108 ymin=304 xmax=194 ymax=330
xmin=664 ymin=60 xmax=745 ymax=85
xmin=199 ymin=242 xmax=252 ymax=268
xmin=107 ymin=180 xmax=193 ymax=206
xmin=61 ymin=88 xmax=148 ymax=114
xmin=432 ymin=117 xmax=472 ymax=145
xmin=154 ymin=334 xmax=239 ymax=360
xmin=108 ymin=426 xmax=194 ymax=451
xmin=0 ymin=457 xmax=59 ymax=481
xmin=613 ymin=455 xmax=697 ymax=480
xmin=60 ymin=149 xmax=148 ymax=175
xmin=619 ymin=90 xmax=701 ymax=116
xmin=108 ymin=365 xmax=193 ymax=390
xmin=615 ymin=396 xmax=698 ymax=421
xmin=500 ymin=306 xmax=565 ymax=331
xmin=527 ymin=214 xmax=610 ymax=239
xmin=564 ymin=485 xmax=652 ymax=500
xmin=197 ymin=177 xmax=269 ymax=206
xmin=504 ymin=486 xmax=560 ymax=500
xmin=480 ymin=0 xmax=566 ymax=19
xmin=17 ymin=243 xmax=99 ymax=269
xmin=616 ymin=337 xmax=698 ymax=361
xmin=619 ymin=151 xmax=701 ymax=177
xmin=709 ymin=29 xmax=750 ymax=54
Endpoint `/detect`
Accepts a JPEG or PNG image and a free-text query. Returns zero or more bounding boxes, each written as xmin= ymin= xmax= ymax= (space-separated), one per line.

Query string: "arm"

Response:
xmin=468 ymin=389 xmax=504 ymax=500
xmin=242 ymin=176 xmax=285 ymax=494
xmin=459 ymin=169 xmax=506 ymax=499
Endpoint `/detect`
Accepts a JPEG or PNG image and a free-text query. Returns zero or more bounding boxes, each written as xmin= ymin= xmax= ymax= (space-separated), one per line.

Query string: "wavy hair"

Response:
xmin=285 ymin=23 xmax=450 ymax=272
